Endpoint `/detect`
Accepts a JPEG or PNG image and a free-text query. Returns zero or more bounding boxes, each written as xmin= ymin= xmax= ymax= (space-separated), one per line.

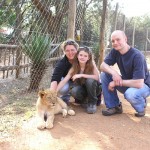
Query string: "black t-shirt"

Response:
xmin=104 ymin=47 xmax=150 ymax=87
xmin=51 ymin=55 xmax=72 ymax=83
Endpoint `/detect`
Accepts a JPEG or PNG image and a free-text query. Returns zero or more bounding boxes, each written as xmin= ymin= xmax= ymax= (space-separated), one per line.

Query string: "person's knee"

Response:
xmin=70 ymin=86 xmax=79 ymax=97
xmin=85 ymin=78 xmax=96 ymax=86
xmin=124 ymin=90 xmax=137 ymax=104
xmin=100 ymin=72 xmax=105 ymax=81
xmin=100 ymin=72 xmax=112 ymax=83
xmin=59 ymin=83 xmax=70 ymax=95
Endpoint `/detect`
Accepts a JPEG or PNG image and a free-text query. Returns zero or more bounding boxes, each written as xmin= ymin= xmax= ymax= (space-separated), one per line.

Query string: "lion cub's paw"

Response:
xmin=37 ymin=124 xmax=46 ymax=130
xmin=68 ymin=109 xmax=75 ymax=116
xmin=46 ymin=123 xmax=54 ymax=129
xmin=62 ymin=109 xmax=68 ymax=117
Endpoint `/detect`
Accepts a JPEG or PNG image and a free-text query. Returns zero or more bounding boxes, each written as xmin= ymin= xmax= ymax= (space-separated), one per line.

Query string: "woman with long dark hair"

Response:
xmin=57 ymin=47 xmax=101 ymax=114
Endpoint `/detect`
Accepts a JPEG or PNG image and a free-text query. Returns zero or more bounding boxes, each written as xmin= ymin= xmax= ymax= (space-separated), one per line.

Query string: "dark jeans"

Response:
xmin=70 ymin=78 xmax=101 ymax=105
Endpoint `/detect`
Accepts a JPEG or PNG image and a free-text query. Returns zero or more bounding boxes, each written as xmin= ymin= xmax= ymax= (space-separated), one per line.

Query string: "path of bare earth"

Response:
xmin=1 ymin=95 xmax=150 ymax=150
xmin=0 ymin=54 xmax=150 ymax=150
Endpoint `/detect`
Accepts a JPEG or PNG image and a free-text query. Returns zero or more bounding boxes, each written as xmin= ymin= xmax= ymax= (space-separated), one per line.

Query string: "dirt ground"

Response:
xmin=0 ymin=93 xmax=150 ymax=150
xmin=0 ymin=54 xmax=150 ymax=150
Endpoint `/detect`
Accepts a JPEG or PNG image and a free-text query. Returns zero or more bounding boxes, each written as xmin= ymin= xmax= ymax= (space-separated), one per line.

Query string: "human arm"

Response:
xmin=50 ymin=56 xmax=71 ymax=90
xmin=100 ymin=62 xmax=123 ymax=86
xmin=108 ymin=79 xmax=144 ymax=91
xmin=50 ymin=81 xmax=58 ymax=90
xmin=122 ymin=79 xmax=144 ymax=88
xmin=72 ymin=74 xmax=98 ymax=81
xmin=72 ymin=61 xmax=100 ymax=81
xmin=56 ymin=68 xmax=73 ymax=92
xmin=50 ymin=60 xmax=64 ymax=90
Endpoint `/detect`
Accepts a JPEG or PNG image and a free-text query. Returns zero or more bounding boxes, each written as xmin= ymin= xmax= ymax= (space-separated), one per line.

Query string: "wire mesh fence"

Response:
xmin=0 ymin=1 xmax=68 ymax=89
xmin=0 ymin=1 xmax=150 ymax=146
xmin=0 ymin=0 xmax=150 ymax=90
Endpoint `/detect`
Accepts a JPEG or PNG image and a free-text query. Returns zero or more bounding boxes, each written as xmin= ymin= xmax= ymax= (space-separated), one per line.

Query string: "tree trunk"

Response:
xmin=99 ymin=0 xmax=107 ymax=70
xmin=28 ymin=62 xmax=48 ymax=92
xmin=123 ymin=15 xmax=126 ymax=31
xmin=31 ymin=0 xmax=69 ymax=39
xmin=113 ymin=3 xmax=119 ymax=31
xmin=132 ymin=21 xmax=136 ymax=47
xmin=14 ymin=0 xmax=23 ymax=78
xmin=145 ymin=29 xmax=148 ymax=51
xmin=67 ymin=0 xmax=76 ymax=39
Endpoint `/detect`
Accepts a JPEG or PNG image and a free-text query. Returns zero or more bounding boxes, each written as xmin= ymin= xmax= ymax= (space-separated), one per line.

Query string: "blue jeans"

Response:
xmin=70 ymin=78 xmax=101 ymax=105
xmin=101 ymin=72 xmax=150 ymax=113
xmin=59 ymin=79 xmax=73 ymax=104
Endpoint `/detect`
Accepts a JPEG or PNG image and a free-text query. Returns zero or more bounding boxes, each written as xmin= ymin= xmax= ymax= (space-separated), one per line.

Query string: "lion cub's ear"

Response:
xmin=38 ymin=91 xmax=45 ymax=98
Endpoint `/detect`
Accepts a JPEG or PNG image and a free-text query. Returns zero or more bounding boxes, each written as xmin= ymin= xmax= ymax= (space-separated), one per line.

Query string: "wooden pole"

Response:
xmin=145 ymin=29 xmax=148 ymax=51
xmin=132 ymin=21 xmax=136 ymax=47
xmin=67 ymin=0 xmax=76 ymax=39
xmin=99 ymin=0 xmax=107 ymax=70
xmin=113 ymin=3 xmax=119 ymax=31
xmin=123 ymin=15 xmax=126 ymax=32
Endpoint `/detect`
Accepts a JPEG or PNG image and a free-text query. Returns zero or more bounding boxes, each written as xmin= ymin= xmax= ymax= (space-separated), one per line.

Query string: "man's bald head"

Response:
xmin=111 ymin=30 xmax=129 ymax=53
xmin=111 ymin=30 xmax=126 ymax=39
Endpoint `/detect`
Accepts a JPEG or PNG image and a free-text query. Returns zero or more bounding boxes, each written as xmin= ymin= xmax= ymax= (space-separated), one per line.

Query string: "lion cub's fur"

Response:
xmin=36 ymin=89 xmax=75 ymax=129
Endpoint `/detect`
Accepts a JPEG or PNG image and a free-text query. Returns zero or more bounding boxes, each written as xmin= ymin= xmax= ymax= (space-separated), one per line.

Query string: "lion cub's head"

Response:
xmin=38 ymin=89 xmax=58 ymax=107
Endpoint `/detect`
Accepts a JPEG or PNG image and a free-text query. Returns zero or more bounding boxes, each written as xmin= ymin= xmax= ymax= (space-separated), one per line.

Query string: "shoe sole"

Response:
xmin=102 ymin=111 xmax=122 ymax=116
xmin=135 ymin=113 xmax=145 ymax=117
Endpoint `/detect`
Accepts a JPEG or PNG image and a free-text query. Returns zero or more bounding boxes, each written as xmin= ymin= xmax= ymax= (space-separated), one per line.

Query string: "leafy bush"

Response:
xmin=22 ymin=33 xmax=51 ymax=63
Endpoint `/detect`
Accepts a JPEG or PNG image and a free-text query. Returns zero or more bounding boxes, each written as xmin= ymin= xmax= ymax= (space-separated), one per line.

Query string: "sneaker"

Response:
xmin=135 ymin=112 xmax=145 ymax=117
xmin=86 ymin=104 xmax=97 ymax=114
xmin=102 ymin=104 xmax=123 ymax=116
xmin=135 ymin=109 xmax=145 ymax=117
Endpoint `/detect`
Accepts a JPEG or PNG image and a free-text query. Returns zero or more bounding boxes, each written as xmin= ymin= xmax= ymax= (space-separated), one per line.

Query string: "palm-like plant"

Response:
xmin=22 ymin=33 xmax=51 ymax=92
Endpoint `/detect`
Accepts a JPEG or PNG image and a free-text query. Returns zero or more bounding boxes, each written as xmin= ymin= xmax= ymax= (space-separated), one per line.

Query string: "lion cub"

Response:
xmin=36 ymin=89 xmax=75 ymax=129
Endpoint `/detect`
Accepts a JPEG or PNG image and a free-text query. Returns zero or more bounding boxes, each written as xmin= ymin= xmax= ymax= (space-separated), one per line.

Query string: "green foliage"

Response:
xmin=0 ymin=8 xmax=16 ymax=26
xmin=22 ymin=34 xmax=51 ymax=64
xmin=0 ymin=33 xmax=12 ymax=44
xmin=125 ymin=15 xmax=150 ymax=50
xmin=92 ymin=42 xmax=100 ymax=63
xmin=132 ymin=15 xmax=150 ymax=28
xmin=0 ymin=33 xmax=7 ymax=43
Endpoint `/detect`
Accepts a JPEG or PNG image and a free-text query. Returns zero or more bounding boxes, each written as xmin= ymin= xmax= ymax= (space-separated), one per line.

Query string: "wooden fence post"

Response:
xmin=132 ymin=21 xmax=136 ymax=47
xmin=15 ymin=47 xmax=22 ymax=78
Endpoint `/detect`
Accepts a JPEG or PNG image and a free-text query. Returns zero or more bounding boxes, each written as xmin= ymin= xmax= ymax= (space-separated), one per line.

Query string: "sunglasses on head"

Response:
xmin=64 ymin=40 xmax=76 ymax=45
xmin=79 ymin=46 xmax=91 ymax=52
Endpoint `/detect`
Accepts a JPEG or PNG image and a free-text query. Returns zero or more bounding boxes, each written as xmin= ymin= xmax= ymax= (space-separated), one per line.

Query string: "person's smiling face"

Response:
xmin=77 ymin=50 xmax=89 ymax=64
xmin=64 ymin=45 xmax=77 ymax=61
xmin=111 ymin=31 xmax=127 ymax=51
